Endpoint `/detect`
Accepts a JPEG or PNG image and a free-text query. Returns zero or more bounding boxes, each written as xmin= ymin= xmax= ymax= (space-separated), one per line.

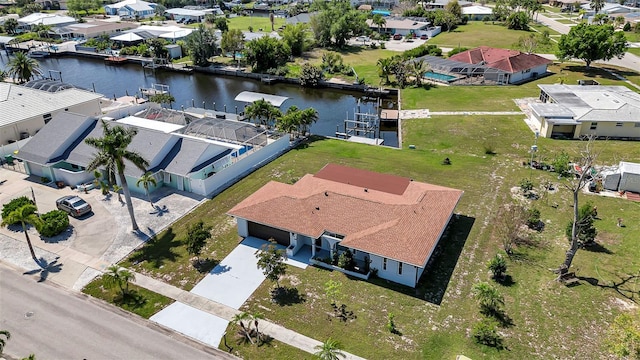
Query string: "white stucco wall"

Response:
xmin=236 ymin=218 xmax=248 ymax=237
xmin=577 ymin=121 xmax=640 ymax=139
xmin=369 ymin=254 xmax=418 ymax=287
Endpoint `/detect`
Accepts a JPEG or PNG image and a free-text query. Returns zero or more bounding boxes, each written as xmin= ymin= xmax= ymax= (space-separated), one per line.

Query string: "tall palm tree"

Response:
xmin=372 ymin=14 xmax=386 ymax=34
xmin=85 ymin=120 xmax=149 ymax=231
xmin=1 ymin=204 xmax=42 ymax=266
xmin=590 ymin=0 xmax=604 ymax=14
xmin=136 ymin=172 xmax=157 ymax=208
xmin=103 ymin=265 xmax=135 ymax=297
xmin=314 ymin=338 xmax=346 ymax=360
xmin=7 ymin=52 xmax=41 ymax=84
xmin=232 ymin=312 xmax=254 ymax=344
xmin=0 ymin=330 xmax=10 ymax=355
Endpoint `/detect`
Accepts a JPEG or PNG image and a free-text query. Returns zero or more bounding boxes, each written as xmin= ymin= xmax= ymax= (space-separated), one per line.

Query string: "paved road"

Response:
xmin=536 ymin=13 xmax=640 ymax=72
xmin=0 ymin=265 xmax=236 ymax=360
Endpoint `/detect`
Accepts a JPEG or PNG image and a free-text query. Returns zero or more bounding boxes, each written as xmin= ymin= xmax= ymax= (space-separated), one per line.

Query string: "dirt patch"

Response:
xmin=611 ymin=297 xmax=638 ymax=311
xmin=597 ymin=231 xmax=622 ymax=246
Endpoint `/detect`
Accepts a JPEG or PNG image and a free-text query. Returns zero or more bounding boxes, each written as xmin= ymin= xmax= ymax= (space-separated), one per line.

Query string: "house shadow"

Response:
xmin=40 ymin=225 xmax=74 ymax=244
xmin=363 ymin=214 xmax=475 ymax=305
xmin=23 ymin=256 xmax=63 ymax=282
xmin=127 ymin=227 xmax=181 ymax=268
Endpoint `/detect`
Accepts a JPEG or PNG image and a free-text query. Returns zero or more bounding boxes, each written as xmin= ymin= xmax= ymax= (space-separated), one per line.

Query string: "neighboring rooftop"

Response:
xmin=116 ymin=115 xmax=186 ymax=133
xmin=234 ymin=91 xmax=289 ymax=107
xmin=228 ymin=165 xmax=463 ymax=267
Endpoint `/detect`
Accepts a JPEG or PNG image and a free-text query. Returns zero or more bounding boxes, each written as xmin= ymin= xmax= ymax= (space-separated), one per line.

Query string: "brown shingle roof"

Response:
xmin=228 ymin=165 xmax=463 ymax=267
xmin=449 ymin=46 xmax=552 ymax=74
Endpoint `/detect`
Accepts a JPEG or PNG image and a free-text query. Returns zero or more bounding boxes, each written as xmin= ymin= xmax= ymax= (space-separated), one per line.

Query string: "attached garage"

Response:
xmin=247 ymin=221 xmax=290 ymax=246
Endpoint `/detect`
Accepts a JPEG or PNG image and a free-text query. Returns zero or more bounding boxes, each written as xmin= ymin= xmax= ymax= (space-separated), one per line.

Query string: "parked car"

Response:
xmin=176 ymin=18 xmax=185 ymax=23
xmin=393 ymin=33 xmax=402 ymax=40
xmin=420 ymin=34 xmax=428 ymax=40
xmin=56 ymin=196 xmax=92 ymax=218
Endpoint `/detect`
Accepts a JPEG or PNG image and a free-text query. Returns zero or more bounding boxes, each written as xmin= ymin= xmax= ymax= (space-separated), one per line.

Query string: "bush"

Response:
xmin=472 ymin=319 xmax=502 ymax=347
xmin=402 ymin=44 xmax=442 ymax=59
xmin=552 ymin=150 xmax=571 ymax=177
xmin=448 ymin=46 xmax=468 ymax=57
xmin=380 ymin=42 xmax=386 ymax=49
xmin=519 ymin=178 xmax=533 ymax=193
xmin=37 ymin=210 xmax=69 ymax=237
xmin=487 ymin=254 xmax=507 ymax=280
xmin=299 ymin=63 xmax=324 ymax=87
xmin=337 ymin=249 xmax=355 ymax=271
xmin=265 ymin=66 xmax=288 ymax=76
xmin=526 ymin=207 xmax=541 ymax=229
xmin=2 ymin=196 xmax=34 ymax=223
xmin=623 ymin=22 xmax=631 ymax=31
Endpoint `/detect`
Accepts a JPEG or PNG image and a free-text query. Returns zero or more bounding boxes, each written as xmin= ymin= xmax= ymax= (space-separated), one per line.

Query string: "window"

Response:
xmin=383 ymin=258 xmax=387 ymax=271
xmin=398 ymin=262 xmax=403 ymax=275
xmin=616 ymin=122 xmax=624 ymax=127
xmin=590 ymin=122 xmax=598 ymax=130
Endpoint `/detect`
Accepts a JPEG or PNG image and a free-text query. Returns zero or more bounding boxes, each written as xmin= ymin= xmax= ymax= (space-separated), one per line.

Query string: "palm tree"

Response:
xmin=103 ymin=265 xmax=135 ymax=297
xmin=136 ymin=172 xmax=157 ymax=208
xmin=232 ymin=312 xmax=254 ymax=344
xmin=244 ymin=99 xmax=282 ymax=128
xmin=372 ymin=13 xmax=386 ymax=34
xmin=250 ymin=312 xmax=264 ymax=343
xmin=276 ymin=105 xmax=300 ymax=136
xmin=0 ymin=330 xmax=10 ymax=355
xmin=85 ymin=120 xmax=149 ymax=231
xmin=590 ymin=0 xmax=604 ymax=14
xmin=4 ymin=18 xmax=18 ymax=35
xmin=377 ymin=58 xmax=393 ymax=85
xmin=1 ymin=204 xmax=42 ymax=266
xmin=314 ymin=338 xmax=346 ymax=360
xmin=298 ymin=107 xmax=319 ymax=136
xmin=410 ymin=59 xmax=429 ymax=86
xmin=7 ymin=52 xmax=41 ymax=84
xmin=472 ymin=282 xmax=504 ymax=315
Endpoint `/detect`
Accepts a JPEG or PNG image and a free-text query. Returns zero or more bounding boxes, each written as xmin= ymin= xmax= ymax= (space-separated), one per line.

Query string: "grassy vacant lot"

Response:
xmin=83 ymin=278 xmax=173 ymax=318
xmin=428 ymin=22 xmax=544 ymax=49
xmin=401 ymin=63 xmax=640 ymax=111
xmin=227 ymin=15 xmax=285 ymax=31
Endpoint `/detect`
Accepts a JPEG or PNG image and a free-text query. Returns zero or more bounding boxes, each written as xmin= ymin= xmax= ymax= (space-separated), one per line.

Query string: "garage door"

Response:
xmin=248 ymin=222 xmax=290 ymax=246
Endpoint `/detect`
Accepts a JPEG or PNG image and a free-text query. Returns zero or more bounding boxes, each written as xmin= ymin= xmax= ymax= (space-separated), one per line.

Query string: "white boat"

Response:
xmin=28 ymin=50 xmax=50 ymax=58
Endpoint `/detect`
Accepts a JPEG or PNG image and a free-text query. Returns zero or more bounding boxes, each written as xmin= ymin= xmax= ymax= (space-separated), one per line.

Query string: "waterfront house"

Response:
xmin=462 ymin=5 xmax=493 ymax=20
xmin=16 ymin=108 xmax=291 ymax=196
xmin=105 ymin=0 xmax=156 ymax=20
xmin=17 ymin=13 xmax=76 ymax=33
xmin=531 ymin=84 xmax=640 ymax=139
xmin=365 ymin=17 xmax=442 ymax=38
xmin=449 ymin=46 xmax=551 ymax=84
xmin=0 ymin=80 xmax=103 ymax=148
xmin=228 ymin=164 xmax=464 ymax=288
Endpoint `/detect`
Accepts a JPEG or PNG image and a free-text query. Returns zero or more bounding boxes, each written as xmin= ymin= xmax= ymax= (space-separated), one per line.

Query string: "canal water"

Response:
xmin=1 ymin=55 xmax=399 ymax=147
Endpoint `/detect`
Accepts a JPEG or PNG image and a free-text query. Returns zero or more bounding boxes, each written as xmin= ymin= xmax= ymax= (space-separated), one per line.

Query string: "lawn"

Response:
xmin=629 ymin=48 xmax=640 ymax=57
xmin=427 ymin=22 xmax=545 ymax=49
xmin=227 ymin=15 xmax=285 ymax=31
xmin=220 ymin=325 xmax=315 ymax=359
xmin=625 ymin=32 xmax=640 ymax=43
xmin=555 ymin=18 xmax=577 ymax=24
xmin=542 ymin=5 xmax=562 ymax=13
xmin=83 ymin=277 xmax=173 ymax=319
xmin=401 ymin=63 xmax=640 ymax=111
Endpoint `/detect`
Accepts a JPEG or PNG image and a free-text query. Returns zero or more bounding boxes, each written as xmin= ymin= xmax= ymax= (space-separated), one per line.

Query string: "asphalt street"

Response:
xmin=0 ymin=265 xmax=237 ymax=360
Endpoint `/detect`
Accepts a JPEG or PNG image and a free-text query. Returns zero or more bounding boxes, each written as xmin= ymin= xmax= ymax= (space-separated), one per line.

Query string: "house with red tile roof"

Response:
xmin=449 ymin=46 xmax=552 ymax=84
xmin=227 ymin=164 xmax=464 ymax=288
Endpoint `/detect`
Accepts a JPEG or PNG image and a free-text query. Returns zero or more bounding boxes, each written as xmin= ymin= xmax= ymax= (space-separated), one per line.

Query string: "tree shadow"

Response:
xmin=23 ymin=256 xmax=63 ymax=282
xmin=150 ymin=204 xmax=169 ymax=216
xmin=582 ymin=242 xmax=613 ymax=254
xmin=481 ymin=307 xmax=515 ymax=328
xmin=40 ymin=225 xmax=74 ymax=243
xmin=271 ymin=286 xmax=306 ymax=306
xmin=496 ymin=275 xmax=516 ymax=287
xmin=583 ymin=272 xmax=640 ymax=303
xmin=193 ymin=258 xmax=219 ymax=274
xmin=210 ymin=264 xmax=231 ymax=275
xmin=127 ymin=227 xmax=181 ymax=268
xmin=292 ymin=135 xmax=326 ymax=151
xmin=328 ymin=303 xmax=357 ymax=322
xmin=564 ymin=65 xmax=621 ymax=80
xmin=114 ymin=289 xmax=147 ymax=310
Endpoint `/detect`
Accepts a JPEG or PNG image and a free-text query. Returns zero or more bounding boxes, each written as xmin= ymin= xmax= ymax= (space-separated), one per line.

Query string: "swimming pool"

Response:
xmin=424 ymin=71 xmax=457 ymax=83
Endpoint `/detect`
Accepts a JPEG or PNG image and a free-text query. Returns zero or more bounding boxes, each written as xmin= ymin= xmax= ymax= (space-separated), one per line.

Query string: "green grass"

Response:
xmin=220 ymin=323 xmax=314 ymax=359
xmin=228 ymin=15 xmax=285 ymax=31
xmin=625 ymin=32 xmax=640 ymax=43
xmin=83 ymin=277 xmax=173 ymax=318
xmin=629 ymin=48 xmax=640 ymax=57
xmin=555 ymin=18 xmax=577 ymax=24
xmin=543 ymin=5 xmax=562 ymax=13
xmin=401 ymin=63 xmax=640 ymax=111
xmin=530 ymin=23 xmax=561 ymax=36
xmin=428 ymin=22 xmax=544 ymax=49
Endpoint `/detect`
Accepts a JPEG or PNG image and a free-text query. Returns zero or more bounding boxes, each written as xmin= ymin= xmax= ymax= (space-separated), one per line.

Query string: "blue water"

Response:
xmin=371 ymin=10 xmax=390 ymax=16
xmin=424 ymin=71 xmax=456 ymax=82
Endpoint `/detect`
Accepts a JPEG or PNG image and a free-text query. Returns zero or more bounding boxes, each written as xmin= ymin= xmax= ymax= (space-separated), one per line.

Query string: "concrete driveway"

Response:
xmin=0 ymin=168 xmax=204 ymax=290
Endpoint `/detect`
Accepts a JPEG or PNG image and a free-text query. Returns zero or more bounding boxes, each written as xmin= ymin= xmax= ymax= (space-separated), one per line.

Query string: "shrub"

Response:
xmin=37 ymin=210 xmax=69 ymax=238
xmin=623 ymin=22 xmax=631 ymax=31
xmin=380 ymin=42 xmax=386 ymax=49
xmin=487 ymin=254 xmax=507 ymax=280
xmin=552 ymin=151 xmax=571 ymax=177
xmin=299 ymin=63 xmax=324 ymax=87
xmin=402 ymin=44 xmax=442 ymax=59
xmin=2 ymin=196 xmax=34 ymax=223
xmin=526 ymin=207 xmax=541 ymax=229
xmin=472 ymin=319 xmax=502 ymax=347
xmin=386 ymin=313 xmax=398 ymax=334
xmin=337 ymin=249 xmax=356 ymax=271
xmin=448 ymin=46 xmax=468 ymax=57
xmin=519 ymin=178 xmax=533 ymax=193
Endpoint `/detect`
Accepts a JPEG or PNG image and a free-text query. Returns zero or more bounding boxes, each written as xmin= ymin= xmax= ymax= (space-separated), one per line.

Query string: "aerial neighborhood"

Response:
xmin=0 ymin=0 xmax=640 ymax=358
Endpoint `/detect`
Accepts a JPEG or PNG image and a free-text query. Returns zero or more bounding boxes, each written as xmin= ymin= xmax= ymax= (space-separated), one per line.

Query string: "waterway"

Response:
xmin=1 ymin=55 xmax=399 ymax=147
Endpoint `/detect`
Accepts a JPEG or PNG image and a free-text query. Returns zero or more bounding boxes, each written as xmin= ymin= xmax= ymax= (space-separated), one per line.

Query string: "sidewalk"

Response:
xmin=133 ymin=272 xmax=367 ymax=360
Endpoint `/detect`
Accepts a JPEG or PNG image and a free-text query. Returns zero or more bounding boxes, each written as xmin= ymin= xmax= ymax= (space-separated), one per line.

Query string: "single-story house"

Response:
xmin=622 ymin=12 xmax=640 ymax=25
xmin=165 ymin=8 xmax=221 ymax=22
xmin=17 ymin=13 xmax=77 ymax=32
xmin=16 ymin=107 xmax=291 ymax=196
xmin=0 ymin=80 xmax=103 ymax=146
xmin=105 ymin=0 xmax=157 ymax=19
xmin=62 ymin=21 xmax=136 ymax=39
xmin=227 ymin=164 xmax=464 ymax=288
xmin=365 ymin=17 xmax=441 ymax=38
xmin=448 ymin=46 xmax=551 ymax=84
xmin=462 ymin=5 xmax=493 ymax=20
xmin=531 ymin=84 xmax=640 ymax=139
xmin=548 ymin=0 xmax=587 ymax=9
xmin=581 ymin=3 xmax=639 ymax=16
xmin=421 ymin=0 xmax=472 ymax=9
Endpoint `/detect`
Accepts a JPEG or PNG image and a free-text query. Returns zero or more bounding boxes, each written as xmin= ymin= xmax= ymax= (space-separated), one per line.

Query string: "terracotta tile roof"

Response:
xmin=449 ymin=46 xmax=551 ymax=74
xmin=228 ymin=165 xmax=463 ymax=267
